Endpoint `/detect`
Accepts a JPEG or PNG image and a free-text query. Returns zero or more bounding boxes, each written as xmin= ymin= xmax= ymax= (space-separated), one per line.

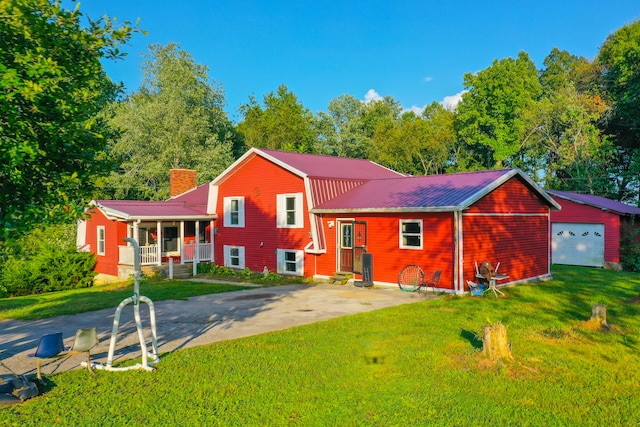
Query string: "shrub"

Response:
xmin=0 ymin=223 xmax=97 ymax=297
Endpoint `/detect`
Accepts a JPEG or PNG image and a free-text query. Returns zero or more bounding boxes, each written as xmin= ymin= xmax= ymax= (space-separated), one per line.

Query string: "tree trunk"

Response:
xmin=482 ymin=321 xmax=514 ymax=361
xmin=590 ymin=304 xmax=609 ymax=327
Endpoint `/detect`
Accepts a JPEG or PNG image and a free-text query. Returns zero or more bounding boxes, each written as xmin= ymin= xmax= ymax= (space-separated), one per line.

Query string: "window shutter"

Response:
xmin=238 ymin=246 xmax=246 ymax=269
xmin=295 ymin=250 xmax=304 ymax=275
xmin=224 ymin=245 xmax=230 ymax=266
xmin=237 ymin=198 xmax=245 ymax=227
xmin=223 ymin=198 xmax=231 ymax=226
xmin=276 ymin=249 xmax=284 ymax=274
xmin=295 ymin=194 xmax=304 ymax=228
xmin=276 ymin=194 xmax=285 ymax=228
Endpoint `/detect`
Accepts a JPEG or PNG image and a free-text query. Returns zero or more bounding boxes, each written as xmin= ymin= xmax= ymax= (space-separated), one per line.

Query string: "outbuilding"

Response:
xmin=548 ymin=190 xmax=640 ymax=270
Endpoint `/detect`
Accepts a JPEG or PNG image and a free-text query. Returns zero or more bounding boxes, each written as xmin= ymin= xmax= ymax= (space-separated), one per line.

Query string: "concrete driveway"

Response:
xmin=0 ymin=282 xmax=429 ymax=379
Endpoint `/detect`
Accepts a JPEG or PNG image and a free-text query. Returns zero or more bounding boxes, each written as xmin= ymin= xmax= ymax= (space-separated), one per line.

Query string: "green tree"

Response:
xmin=597 ymin=20 xmax=640 ymax=204
xmin=0 ymin=0 xmax=141 ymax=241
xmin=103 ymin=43 xmax=237 ymax=200
xmin=238 ymin=85 xmax=316 ymax=153
xmin=315 ymin=94 xmax=369 ymax=157
xmin=456 ymin=51 xmax=542 ymax=169
xmin=369 ymin=103 xmax=455 ymax=175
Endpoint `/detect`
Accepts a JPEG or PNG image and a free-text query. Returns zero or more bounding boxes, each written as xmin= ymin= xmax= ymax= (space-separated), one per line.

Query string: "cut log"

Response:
xmin=481 ymin=321 xmax=514 ymax=361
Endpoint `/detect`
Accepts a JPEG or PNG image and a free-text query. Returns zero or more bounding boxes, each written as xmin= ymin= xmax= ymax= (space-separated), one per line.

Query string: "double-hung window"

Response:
xmin=224 ymin=197 xmax=245 ymax=227
xmin=224 ymin=245 xmax=245 ymax=269
xmin=276 ymin=249 xmax=303 ymax=276
xmin=97 ymin=226 xmax=106 ymax=256
xmin=276 ymin=193 xmax=303 ymax=228
xmin=400 ymin=220 xmax=423 ymax=249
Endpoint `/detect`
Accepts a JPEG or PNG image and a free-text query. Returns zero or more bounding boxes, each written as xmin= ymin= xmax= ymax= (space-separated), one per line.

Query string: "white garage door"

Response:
xmin=552 ymin=223 xmax=604 ymax=267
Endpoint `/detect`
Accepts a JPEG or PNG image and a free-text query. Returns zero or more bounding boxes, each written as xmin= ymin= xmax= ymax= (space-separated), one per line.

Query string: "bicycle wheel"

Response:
xmin=398 ymin=264 xmax=424 ymax=292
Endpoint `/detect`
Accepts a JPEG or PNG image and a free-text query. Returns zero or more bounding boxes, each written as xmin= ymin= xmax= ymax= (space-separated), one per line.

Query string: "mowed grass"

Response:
xmin=2 ymin=266 xmax=640 ymax=426
xmin=0 ymin=279 xmax=254 ymax=321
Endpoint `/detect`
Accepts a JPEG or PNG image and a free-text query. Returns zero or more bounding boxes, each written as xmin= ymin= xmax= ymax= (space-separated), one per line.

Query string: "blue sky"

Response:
xmin=75 ymin=0 xmax=638 ymax=121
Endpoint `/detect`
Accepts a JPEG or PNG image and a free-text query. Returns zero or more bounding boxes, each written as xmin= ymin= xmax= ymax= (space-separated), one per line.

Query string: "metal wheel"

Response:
xmin=398 ymin=264 xmax=424 ymax=292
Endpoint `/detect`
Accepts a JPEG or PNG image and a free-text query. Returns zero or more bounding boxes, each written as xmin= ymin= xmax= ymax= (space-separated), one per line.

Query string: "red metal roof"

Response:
xmin=257 ymin=149 xmax=405 ymax=179
xmin=311 ymin=169 xmax=555 ymax=212
xmin=93 ymin=185 xmax=215 ymax=220
xmin=548 ymin=190 xmax=640 ymax=216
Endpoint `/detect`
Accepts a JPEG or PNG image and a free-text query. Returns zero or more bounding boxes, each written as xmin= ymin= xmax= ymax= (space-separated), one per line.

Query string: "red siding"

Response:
xmin=463 ymin=177 xmax=551 ymax=286
xmin=85 ymin=208 xmax=128 ymax=276
xmin=317 ymin=213 xmax=456 ymax=290
xmin=463 ymin=215 xmax=549 ymax=284
xmin=215 ymin=154 xmax=313 ymax=275
xmin=467 ymin=177 xmax=549 ymax=214
xmin=550 ymin=197 xmax=621 ymax=263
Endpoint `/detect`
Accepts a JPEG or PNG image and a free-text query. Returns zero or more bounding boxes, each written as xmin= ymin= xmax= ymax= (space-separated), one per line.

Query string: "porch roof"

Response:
xmin=310 ymin=169 xmax=560 ymax=213
xmin=91 ymin=198 xmax=217 ymax=221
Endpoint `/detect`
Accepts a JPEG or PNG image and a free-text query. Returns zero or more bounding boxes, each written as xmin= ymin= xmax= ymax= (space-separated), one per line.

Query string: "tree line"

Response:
xmin=1 ymin=0 xmax=639 ymax=244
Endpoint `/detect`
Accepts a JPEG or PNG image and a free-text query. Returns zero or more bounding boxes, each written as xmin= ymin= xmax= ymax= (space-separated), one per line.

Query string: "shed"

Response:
xmin=548 ymin=190 xmax=640 ymax=270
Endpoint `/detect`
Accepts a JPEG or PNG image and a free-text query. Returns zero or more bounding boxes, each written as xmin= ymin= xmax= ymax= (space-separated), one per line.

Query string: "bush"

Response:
xmin=0 ymin=223 xmax=97 ymax=298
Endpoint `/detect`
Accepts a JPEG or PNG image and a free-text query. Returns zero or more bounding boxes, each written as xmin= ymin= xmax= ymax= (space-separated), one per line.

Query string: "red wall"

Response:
xmin=550 ymin=197 xmax=621 ymax=263
xmin=317 ymin=212 xmax=456 ymax=289
xmin=85 ymin=208 xmax=128 ymax=276
xmin=215 ymin=154 xmax=313 ymax=275
xmin=463 ymin=177 xmax=552 ymax=286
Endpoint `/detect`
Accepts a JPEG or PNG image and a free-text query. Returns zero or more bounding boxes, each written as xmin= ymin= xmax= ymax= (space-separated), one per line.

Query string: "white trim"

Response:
xmin=277 ymin=248 xmax=304 ymax=276
xmin=207 ymin=184 xmax=218 ymax=215
xmin=76 ymin=220 xmax=87 ymax=248
xmin=223 ymin=196 xmax=245 ymax=227
xmin=97 ymin=226 xmax=106 ymax=256
xmin=399 ymin=219 xmax=423 ymax=250
xmin=223 ymin=245 xmax=245 ymax=269
xmin=277 ymin=193 xmax=304 ymax=228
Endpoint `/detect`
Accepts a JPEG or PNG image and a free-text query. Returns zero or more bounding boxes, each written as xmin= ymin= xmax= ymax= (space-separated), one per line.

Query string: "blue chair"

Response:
xmin=28 ymin=332 xmax=69 ymax=381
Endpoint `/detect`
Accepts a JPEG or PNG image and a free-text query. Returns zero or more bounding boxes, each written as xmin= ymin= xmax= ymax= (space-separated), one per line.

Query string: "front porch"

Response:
xmin=117 ymin=219 xmax=215 ymax=273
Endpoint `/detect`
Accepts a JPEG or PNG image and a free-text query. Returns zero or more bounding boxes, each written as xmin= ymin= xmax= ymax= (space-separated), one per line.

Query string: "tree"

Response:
xmin=237 ymin=85 xmax=316 ymax=153
xmin=597 ymin=20 xmax=640 ymax=204
xmin=456 ymin=51 xmax=542 ymax=169
xmin=0 ymin=0 xmax=141 ymax=241
xmin=315 ymin=94 xmax=369 ymax=158
xmin=369 ymin=103 xmax=455 ymax=175
xmin=102 ymin=43 xmax=237 ymax=200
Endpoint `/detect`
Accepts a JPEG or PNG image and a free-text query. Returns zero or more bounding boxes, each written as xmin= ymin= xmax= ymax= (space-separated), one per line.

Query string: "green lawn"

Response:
xmin=2 ymin=266 xmax=640 ymax=426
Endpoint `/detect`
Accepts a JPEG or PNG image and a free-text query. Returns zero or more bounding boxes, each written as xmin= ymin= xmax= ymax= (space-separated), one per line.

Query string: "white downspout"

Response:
xmin=180 ymin=221 xmax=185 ymax=265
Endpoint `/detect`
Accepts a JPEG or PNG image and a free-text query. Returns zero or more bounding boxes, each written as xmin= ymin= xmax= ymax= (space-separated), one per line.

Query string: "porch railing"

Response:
xmin=119 ymin=243 xmax=211 ymax=266
xmin=119 ymin=245 xmax=160 ymax=266
xmin=182 ymin=243 xmax=213 ymax=262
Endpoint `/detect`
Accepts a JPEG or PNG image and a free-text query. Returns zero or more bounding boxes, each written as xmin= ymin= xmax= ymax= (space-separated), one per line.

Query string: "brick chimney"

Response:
xmin=170 ymin=169 xmax=197 ymax=197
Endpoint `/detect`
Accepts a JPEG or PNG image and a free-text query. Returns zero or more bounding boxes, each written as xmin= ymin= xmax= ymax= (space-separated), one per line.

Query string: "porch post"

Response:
xmin=180 ymin=221 xmax=185 ymax=265
xmin=210 ymin=220 xmax=215 ymax=263
xmin=195 ymin=220 xmax=200 ymax=263
xmin=156 ymin=220 xmax=162 ymax=266
xmin=132 ymin=220 xmax=139 ymax=243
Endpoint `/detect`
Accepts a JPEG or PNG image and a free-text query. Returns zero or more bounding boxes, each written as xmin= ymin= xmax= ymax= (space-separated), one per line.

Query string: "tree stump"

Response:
xmin=590 ymin=304 xmax=609 ymax=327
xmin=481 ymin=321 xmax=514 ymax=361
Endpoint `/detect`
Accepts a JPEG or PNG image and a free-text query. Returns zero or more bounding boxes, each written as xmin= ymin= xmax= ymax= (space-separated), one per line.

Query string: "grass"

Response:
xmin=2 ymin=265 xmax=640 ymax=426
xmin=0 ymin=278 xmax=255 ymax=321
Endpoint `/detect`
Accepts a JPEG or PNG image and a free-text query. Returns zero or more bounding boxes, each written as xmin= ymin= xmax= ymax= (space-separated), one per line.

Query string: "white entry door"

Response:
xmin=552 ymin=223 xmax=605 ymax=267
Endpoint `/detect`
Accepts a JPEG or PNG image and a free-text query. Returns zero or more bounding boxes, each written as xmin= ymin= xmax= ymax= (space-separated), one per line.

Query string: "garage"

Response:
xmin=552 ymin=222 xmax=604 ymax=267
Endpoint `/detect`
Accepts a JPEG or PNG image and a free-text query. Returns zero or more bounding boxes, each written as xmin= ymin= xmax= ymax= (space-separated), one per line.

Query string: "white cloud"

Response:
xmin=405 ymin=105 xmax=426 ymax=115
xmin=423 ymin=76 xmax=433 ymax=83
xmin=363 ymin=89 xmax=383 ymax=103
xmin=441 ymin=90 xmax=467 ymax=111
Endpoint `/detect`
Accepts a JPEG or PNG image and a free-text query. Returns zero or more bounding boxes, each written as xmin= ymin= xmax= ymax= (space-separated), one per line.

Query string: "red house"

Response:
xmin=80 ymin=149 xmax=561 ymax=293
xmin=548 ymin=190 xmax=640 ymax=270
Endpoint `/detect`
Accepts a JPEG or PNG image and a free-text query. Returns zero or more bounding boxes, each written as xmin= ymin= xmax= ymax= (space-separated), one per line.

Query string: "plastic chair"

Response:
xmin=28 ymin=332 xmax=68 ymax=381
xmin=68 ymin=328 xmax=99 ymax=373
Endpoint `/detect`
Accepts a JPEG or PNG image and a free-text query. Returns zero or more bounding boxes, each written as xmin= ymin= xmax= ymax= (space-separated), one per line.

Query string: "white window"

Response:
xmin=400 ymin=220 xmax=423 ymax=249
xmin=277 ymin=249 xmax=304 ymax=276
xmin=97 ymin=226 xmax=106 ymax=256
xmin=223 ymin=196 xmax=245 ymax=227
xmin=276 ymin=193 xmax=304 ymax=228
xmin=223 ymin=245 xmax=245 ymax=269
